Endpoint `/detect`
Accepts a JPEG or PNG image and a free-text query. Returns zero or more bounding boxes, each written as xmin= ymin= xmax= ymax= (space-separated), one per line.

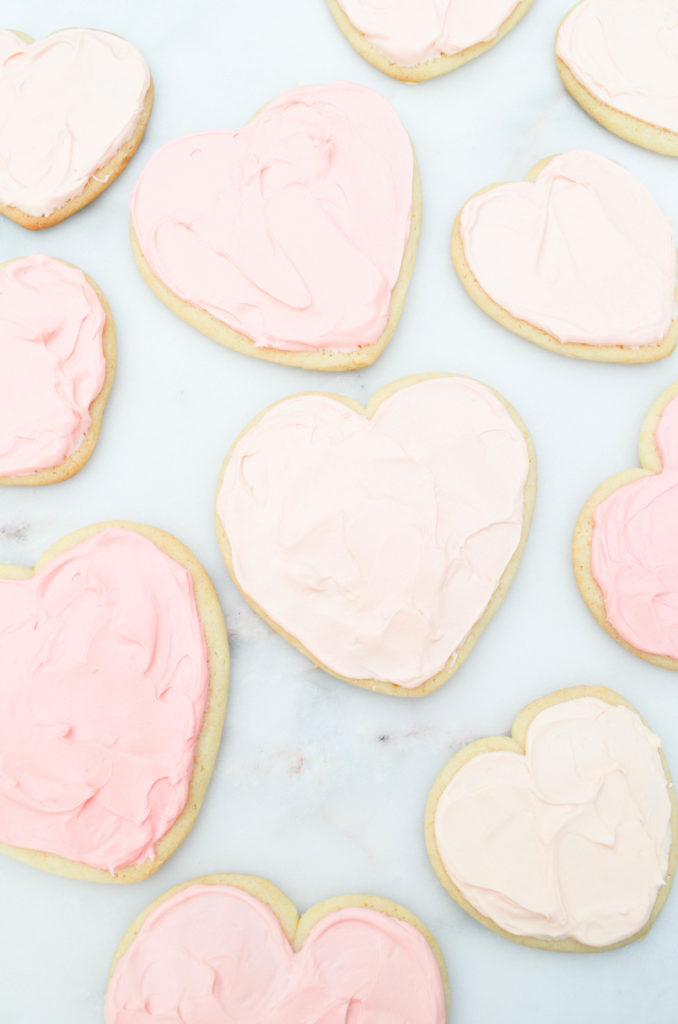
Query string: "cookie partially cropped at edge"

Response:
xmin=426 ymin=686 xmax=678 ymax=952
xmin=130 ymin=81 xmax=420 ymax=371
xmin=452 ymin=150 xmax=678 ymax=362
xmin=0 ymin=254 xmax=116 ymax=485
xmin=0 ymin=522 xmax=229 ymax=883
xmin=327 ymin=0 xmax=534 ymax=82
xmin=556 ymin=0 xmax=678 ymax=156
xmin=0 ymin=28 xmax=153 ymax=229
xmin=574 ymin=383 xmax=678 ymax=668
xmin=215 ymin=374 xmax=536 ymax=697
xmin=105 ymin=874 xmax=449 ymax=1023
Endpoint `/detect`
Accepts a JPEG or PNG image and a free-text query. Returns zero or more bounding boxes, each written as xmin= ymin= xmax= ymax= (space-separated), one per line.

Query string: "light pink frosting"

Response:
xmin=557 ymin=0 xmax=678 ymax=134
xmin=460 ymin=150 xmax=677 ymax=347
xmin=217 ymin=378 xmax=529 ymax=688
xmin=105 ymin=884 xmax=446 ymax=1023
xmin=131 ymin=82 xmax=414 ymax=353
xmin=337 ymin=0 xmax=523 ymax=66
xmin=592 ymin=394 xmax=678 ymax=658
xmin=0 ymin=254 xmax=107 ymax=477
xmin=0 ymin=528 xmax=209 ymax=873
xmin=434 ymin=697 xmax=672 ymax=947
xmin=0 ymin=28 xmax=150 ymax=217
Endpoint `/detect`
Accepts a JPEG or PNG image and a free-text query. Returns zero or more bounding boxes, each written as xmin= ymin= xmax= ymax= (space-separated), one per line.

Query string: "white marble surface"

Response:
xmin=1 ymin=1 xmax=678 ymax=1021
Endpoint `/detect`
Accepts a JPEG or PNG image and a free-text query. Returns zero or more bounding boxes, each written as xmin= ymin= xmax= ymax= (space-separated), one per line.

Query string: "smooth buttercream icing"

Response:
xmin=592 ymin=394 xmax=678 ymax=658
xmin=0 ymin=28 xmax=150 ymax=216
xmin=105 ymin=884 xmax=446 ymax=1023
xmin=0 ymin=528 xmax=209 ymax=872
xmin=217 ymin=377 xmax=530 ymax=687
xmin=0 ymin=254 xmax=107 ymax=477
xmin=460 ymin=150 xmax=676 ymax=347
xmin=434 ymin=697 xmax=672 ymax=946
xmin=131 ymin=82 xmax=414 ymax=353
xmin=557 ymin=0 xmax=678 ymax=134
xmin=337 ymin=0 xmax=523 ymax=66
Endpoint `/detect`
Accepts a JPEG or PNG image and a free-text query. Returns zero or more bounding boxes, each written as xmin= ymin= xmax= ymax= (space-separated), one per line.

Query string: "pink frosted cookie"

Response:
xmin=215 ymin=375 xmax=535 ymax=696
xmin=0 ymin=523 xmax=229 ymax=882
xmin=574 ymin=383 xmax=678 ymax=667
xmin=130 ymin=82 xmax=420 ymax=370
xmin=327 ymin=0 xmax=534 ymax=82
xmin=0 ymin=29 xmax=153 ymax=228
xmin=556 ymin=0 xmax=678 ymax=156
xmin=426 ymin=687 xmax=677 ymax=951
xmin=105 ymin=875 xmax=449 ymax=1023
xmin=452 ymin=150 xmax=678 ymax=362
xmin=0 ymin=254 xmax=115 ymax=484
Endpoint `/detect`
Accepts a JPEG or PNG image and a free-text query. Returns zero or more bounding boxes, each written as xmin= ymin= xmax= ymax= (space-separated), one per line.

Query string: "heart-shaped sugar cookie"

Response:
xmin=574 ymin=383 xmax=678 ymax=667
xmin=452 ymin=150 xmax=678 ymax=362
xmin=556 ymin=0 xmax=678 ymax=156
xmin=327 ymin=0 xmax=534 ymax=82
xmin=0 ymin=523 xmax=228 ymax=882
xmin=426 ymin=687 xmax=678 ymax=951
xmin=216 ymin=375 xmax=535 ymax=696
xmin=131 ymin=81 xmax=419 ymax=370
xmin=0 ymin=254 xmax=115 ymax=484
xmin=0 ymin=29 xmax=153 ymax=228
xmin=105 ymin=875 xmax=448 ymax=1023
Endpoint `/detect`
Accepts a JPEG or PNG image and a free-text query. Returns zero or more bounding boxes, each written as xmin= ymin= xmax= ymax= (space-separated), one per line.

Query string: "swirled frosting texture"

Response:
xmin=105 ymin=884 xmax=446 ymax=1023
xmin=0 ymin=29 xmax=150 ymax=216
xmin=131 ymin=82 xmax=414 ymax=353
xmin=217 ymin=378 xmax=529 ymax=687
xmin=592 ymin=395 xmax=678 ymax=657
xmin=460 ymin=150 xmax=676 ymax=347
xmin=0 ymin=529 xmax=209 ymax=872
xmin=0 ymin=254 xmax=106 ymax=477
xmin=557 ymin=0 xmax=678 ymax=134
xmin=337 ymin=0 xmax=523 ymax=66
xmin=434 ymin=698 xmax=672 ymax=946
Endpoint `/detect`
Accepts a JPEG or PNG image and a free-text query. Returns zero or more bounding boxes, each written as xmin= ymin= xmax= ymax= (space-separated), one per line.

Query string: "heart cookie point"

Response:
xmin=0 ymin=254 xmax=113 ymax=483
xmin=0 ymin=29 xmax=152 ymax=224
xmin=105 ymin=876 xmax=448 ymax=1023
xmin=216 ymin=375 xmax=534 ymax=695
xmin=556 ymin=0 xmax=678 ymax=154
xmin=0 ymin=524 xmax=228 ymax=881
xmin=327 ymin=0 xmax=534 ymax=82
xmin=581 ymin=386 xmax=678 ymax=664
xmin=428 ymin=688 xmax=676 ymax=950
xmin=454 ymin=150 xmax=678 ymax=361
xmin=131 ymin=82 xmax=418 ymax=368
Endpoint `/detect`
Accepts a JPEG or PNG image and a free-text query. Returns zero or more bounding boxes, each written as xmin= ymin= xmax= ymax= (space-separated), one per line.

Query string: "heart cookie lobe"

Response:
xmin=0 ymin=254 xmax=115 ymax=484
xmin=453 ymin=150 xmax=678 ymax=362
xmin=327 ymin=0 xmax=534 ymax=82
xmin=0 ymin=29 xmax=152 ymax=227
xmin=216 ymin=375 xmax=535 ymax=696
xmin=427 ymin=688 xmax=677 ymax=951
xmin=130 ymin=82 xmax=419 ymax=370
xmin=0 ymin=524 xmax=228 ymax=882
xmin=556 ymin=0 xmax=678 ymax=155
xmin=575 ymin=384 xmax=678 ymax=666
xmin=104 ymin=875 xmax=448 ymax=1023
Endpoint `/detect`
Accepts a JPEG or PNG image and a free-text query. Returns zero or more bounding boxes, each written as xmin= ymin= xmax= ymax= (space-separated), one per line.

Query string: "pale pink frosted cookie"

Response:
xmin=105 ymin=875 xmax=449 ymax=1023
xmin=0 ymin=29 xmax=153 ymax=228
xmin=215 ymin=375 xmax=535 ymax=696
xmin=0 ymin=523 xmax=229 ymax=882
xmin=0 ymin=254 xmax=115 ymax=485
xmin=574 ymin=383 xmax=678 ymax=668
xmin=556 ymin=0 xmax=678 ymax=155
xmin=327 ymin=0 xmax=534 ymax=82
xmin=452 ymin=151 xmax=678 ymax=362
xmin=426 ymin=687 xmax=678 ymax=951
xmin=131 ymin=82 xmax=420 ymax=371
